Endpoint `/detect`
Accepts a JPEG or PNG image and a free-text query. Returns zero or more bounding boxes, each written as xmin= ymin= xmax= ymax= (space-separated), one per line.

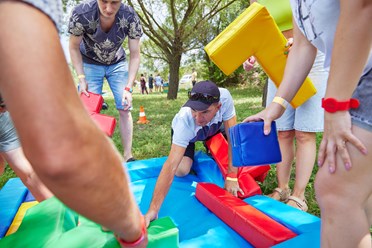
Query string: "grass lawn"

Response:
xmin=0 ymin=83 xmax=322 ymax=217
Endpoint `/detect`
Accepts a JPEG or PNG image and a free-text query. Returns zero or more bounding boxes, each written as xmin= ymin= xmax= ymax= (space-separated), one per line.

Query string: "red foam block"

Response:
xmin=80 ymin=92 xmax=103 ymax=113
xmin=205 ymin=133 xmax=270 ymax=182
xmin=196 ymin=183 xmax=297 ymax=247
xmin=90 ymin=113 xmax=116 ymax=137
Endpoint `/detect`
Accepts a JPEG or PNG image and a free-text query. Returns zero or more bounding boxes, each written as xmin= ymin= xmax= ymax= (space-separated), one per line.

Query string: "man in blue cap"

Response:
xmin=144 ymin=80 xmax=241 ymax=226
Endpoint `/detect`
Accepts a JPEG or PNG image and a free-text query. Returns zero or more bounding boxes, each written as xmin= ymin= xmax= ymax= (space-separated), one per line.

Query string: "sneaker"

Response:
xmin=102 ymin=102 xmax=109 ymax=110
xmin=126 ymin=157 xmax=136 ymax=162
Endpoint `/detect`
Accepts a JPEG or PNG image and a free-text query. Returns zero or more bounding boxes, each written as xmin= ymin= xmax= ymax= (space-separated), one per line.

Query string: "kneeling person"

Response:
xmin=144 ymin=80 xmax=242 ymax=226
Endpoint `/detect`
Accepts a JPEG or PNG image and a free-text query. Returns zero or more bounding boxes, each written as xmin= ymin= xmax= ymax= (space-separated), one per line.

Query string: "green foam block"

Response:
xmin=0 ymin=197 xmax=179 ymax=248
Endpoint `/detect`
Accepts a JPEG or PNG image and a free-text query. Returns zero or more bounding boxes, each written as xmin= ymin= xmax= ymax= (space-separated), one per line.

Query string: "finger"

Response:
xmin=238 ymin=188 xmax=244 ymax=195
xmin=243 ymin=115 xmax=263 ymax=123
xmin=263 ymin=119 xmax=272 ymax=135
xmin=82 ymin=89 xmax=89 ymax=97
xmin=317 ymin=138 xmax=327 ymax=167
xmin=144 ymin=216 xmax=151 ymax=228
xmin=337 ymin=140 xmax=352 ymax=170
xmin=326 ymin=142 xmax=336 ymax=174
xmin=347 ymin=134 xmax=368 ymax=155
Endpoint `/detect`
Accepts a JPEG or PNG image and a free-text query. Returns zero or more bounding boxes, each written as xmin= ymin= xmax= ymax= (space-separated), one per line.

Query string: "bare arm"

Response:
xmin=223 ymin=116 xmax=243 ymax=197
xmin=123 ymin=38 xmax=141 ymax=109
xmin=317 ymin=0 xmax=371 ymax=172
xmin=0 ymin=2 xmax=145 ymax=245
xmin=69 ymin=34 xmax=89 ymax=95
xmin=144 ymin=144 xmax=185 ymax=226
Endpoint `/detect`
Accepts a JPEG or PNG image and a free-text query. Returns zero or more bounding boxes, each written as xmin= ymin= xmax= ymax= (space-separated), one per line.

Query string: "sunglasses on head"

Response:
xmin=188 ymin=91 xmax=219 ymax=103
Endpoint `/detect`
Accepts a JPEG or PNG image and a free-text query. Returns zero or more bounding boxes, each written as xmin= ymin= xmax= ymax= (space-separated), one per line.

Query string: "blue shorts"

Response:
xmin=351 ymin=67 xmax=372 ymax=131
xmin=266 ymin=51 xmax=328 ymax=132
xmin=83 ymin=61 xmax=129 ymax=110
xmin=0 ymin=112 xmax=20 ymax=152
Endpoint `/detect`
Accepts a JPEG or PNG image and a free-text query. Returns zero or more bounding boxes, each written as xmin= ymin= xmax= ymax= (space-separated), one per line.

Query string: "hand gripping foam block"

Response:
xmin=205 ymin=133 xmax=270 ymax=198
xmin=204 ymin=2 xmax=316 ymax=108
xmin=196 ymin=183 xmax=297 ymax=247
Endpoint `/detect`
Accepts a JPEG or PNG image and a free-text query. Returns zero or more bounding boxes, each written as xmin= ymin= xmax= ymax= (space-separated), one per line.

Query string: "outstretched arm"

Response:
xmin=0 ymin=2 xmax=145 ymax=246
xmin=145 ymin=144 xmax=185 ymax=226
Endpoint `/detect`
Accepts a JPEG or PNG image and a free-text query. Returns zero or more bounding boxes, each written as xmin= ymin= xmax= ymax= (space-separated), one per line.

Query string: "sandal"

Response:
xmin=287 ymin=196 xmax=308 ymax=212
xmin=268 ymin=187 xmax=291 ymax=202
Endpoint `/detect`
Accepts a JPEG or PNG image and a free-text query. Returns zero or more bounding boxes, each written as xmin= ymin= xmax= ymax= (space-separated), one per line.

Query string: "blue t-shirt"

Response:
xmin=171 ymin=88 xmax=236 ymax=147
xmin=68 ymin=0 xmax=143 ymax=65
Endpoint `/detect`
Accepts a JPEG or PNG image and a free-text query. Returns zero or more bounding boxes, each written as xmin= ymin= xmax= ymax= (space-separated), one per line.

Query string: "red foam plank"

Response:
xmin=196 ymin=183 xmax=297 ymax=247
xmin=80 ymin=92 xmax=103 ymax=113
xmin=205 ymin=133 xmax=270 ymax=182
xmin=90 ymin=113 xmax=116 ymax=137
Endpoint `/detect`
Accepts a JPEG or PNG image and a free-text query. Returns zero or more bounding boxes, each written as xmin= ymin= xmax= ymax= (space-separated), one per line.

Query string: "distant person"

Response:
xmin=68 ymin=0 xmax=143 ymax=162
xmin=191 ymin=68 xmax=197 ymax=86
xmin=154 ymin=74 xmax=163 ymax=93
xmin=144 ymin=81 xmax=241 ymax=226
xmin=0 ymin=1 xmax=147 ymax=246
xmin=140 ymin=74 xmax=148 ymax=95
xmin=148 ymin=74 xmax=154 ymax=93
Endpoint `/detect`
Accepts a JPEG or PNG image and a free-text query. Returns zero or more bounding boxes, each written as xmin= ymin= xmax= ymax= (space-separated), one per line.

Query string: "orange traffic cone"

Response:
xmin=137 ymin=106 xmax=150 ymax=124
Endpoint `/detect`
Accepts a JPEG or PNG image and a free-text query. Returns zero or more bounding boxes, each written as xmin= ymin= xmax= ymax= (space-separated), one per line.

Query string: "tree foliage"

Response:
xmin=128 ymin=0 xmax=248 ymax=99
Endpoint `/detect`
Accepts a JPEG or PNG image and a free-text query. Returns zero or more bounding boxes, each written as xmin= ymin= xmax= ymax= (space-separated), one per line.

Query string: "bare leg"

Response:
xmin=119 ymin=109 xmax=134 ymax=161
xmin=315 ymin=125 xmax=372 ymax=247
xmin=289 ymin=131 xmax=316 ymax=202
xmin=1 ymin=148 xmax=53 ymax=202
xmin=269 ymin=130 xmax=295 ymax=200
xmin=175 ymin=156 xmax=193 ymax=177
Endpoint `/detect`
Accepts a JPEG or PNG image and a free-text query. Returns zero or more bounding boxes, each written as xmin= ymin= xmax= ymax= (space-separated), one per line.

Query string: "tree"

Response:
xmin=128 ymin=0 xmax=243 ymax=99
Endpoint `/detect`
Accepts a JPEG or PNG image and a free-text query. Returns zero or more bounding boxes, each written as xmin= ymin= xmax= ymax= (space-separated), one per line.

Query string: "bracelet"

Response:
xmin=321 ymin=97 xmax=360 ymax=113
xmin=226 ymin=172 xmax=237 ymax=178
xmin=273 ymin=96 xmax=289 ymax=109
xmin=124 ymin=87 xmax=133 ymax=93
xmin=226 ymin=177 xmax=238 ymax=182
xmin=116 ymin=215 xmax=147 ymax=247
xmin=77 ymin=74 xmax=86 ymax=79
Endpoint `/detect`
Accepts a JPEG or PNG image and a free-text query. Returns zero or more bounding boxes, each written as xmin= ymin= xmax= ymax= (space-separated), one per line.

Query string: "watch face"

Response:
xmin=324 ymin=98 xmax=337 ymax=113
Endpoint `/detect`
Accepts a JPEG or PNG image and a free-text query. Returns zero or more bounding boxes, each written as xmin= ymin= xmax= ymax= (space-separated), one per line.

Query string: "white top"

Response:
xmin=171 ymin=88 xmax=236 ymax=147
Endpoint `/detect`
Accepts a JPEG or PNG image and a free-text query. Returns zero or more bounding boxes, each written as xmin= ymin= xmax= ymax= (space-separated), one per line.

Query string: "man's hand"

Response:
xmin=122 ymin=91 xmax=133 ymax=111
xmin=78 ymin=79 xmax=89 ymax=96
xmin=243 ymin=56 xmax=256 ymax=72
xmin=224 ymin=179 xmax=244 ymax=197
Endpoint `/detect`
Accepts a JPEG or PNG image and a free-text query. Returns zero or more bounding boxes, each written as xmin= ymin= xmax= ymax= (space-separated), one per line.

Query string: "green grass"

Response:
xmin=0 ymin=84 xmax=322 ymax=216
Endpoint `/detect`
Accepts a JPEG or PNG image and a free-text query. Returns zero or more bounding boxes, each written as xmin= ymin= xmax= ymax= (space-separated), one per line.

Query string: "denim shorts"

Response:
xmin=83 ymin=60 xmax=129 ymax=110
xmin=0 ymin=112 xmax=20 ymax=152
xmin=266 ymin=51 xmax=328 ymax=132
xmin=351 ymin=67 xmax=372 ymax=131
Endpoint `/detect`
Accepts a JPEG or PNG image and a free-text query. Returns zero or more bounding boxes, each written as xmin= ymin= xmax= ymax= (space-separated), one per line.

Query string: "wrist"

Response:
xmin=116 ymin=215 xmax=146 ymax=247
xmin=321 ymin=97 xmax=360 ymax=113
xmin=226 ymin=172 xmax=238 ymax=181
xmin=77 ymin=74 xmax=85 ymax=79
xmin=124 ymin=87 xmax=133 ymax=93
xmin=272 ymin=96 xmax=289 ymax=109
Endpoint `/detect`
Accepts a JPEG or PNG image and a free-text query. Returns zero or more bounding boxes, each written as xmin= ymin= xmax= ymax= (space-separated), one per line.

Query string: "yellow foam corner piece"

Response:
xmin=204 ymin=2 xmax=316 ymax=108
xmin=6 ymin=201 xmax=38 ymax=236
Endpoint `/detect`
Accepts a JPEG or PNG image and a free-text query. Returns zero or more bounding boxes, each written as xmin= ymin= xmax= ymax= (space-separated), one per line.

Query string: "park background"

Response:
xmin=0 ymin=0 xmax=323 ymax=217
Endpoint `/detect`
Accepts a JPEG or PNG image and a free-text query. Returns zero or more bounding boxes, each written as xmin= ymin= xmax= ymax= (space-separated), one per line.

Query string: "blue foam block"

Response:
xmin=24 ymin=190 xmax=36 ymax=203
xmin=0 ymin=178 xmax=28 ymax=238
xmin=244 ymin=195 xmax=320 ymax=234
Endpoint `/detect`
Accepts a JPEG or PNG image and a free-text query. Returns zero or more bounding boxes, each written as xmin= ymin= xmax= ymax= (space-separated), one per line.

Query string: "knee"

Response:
xmin=295 ymin=131 xmax=316 ymax=144
xmin=278 ymin=130 xmax=295 ymax=141
xmin=175 ymin=167 xmax=190 ymax=177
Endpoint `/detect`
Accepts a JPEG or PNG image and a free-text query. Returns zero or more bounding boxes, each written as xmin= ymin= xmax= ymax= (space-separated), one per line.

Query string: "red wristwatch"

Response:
xmin=116 ymin=216 xmax=147 ymax=247
xmin=321 ymin=98 xmax=360 ymax=113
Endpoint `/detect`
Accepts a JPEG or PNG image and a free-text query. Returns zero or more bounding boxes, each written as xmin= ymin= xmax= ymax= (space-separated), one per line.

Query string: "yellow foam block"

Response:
xmin=6 ymin=201 xmax=38 ymax=236
xmin=205 ymin=2 xmax=316 ymax=108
